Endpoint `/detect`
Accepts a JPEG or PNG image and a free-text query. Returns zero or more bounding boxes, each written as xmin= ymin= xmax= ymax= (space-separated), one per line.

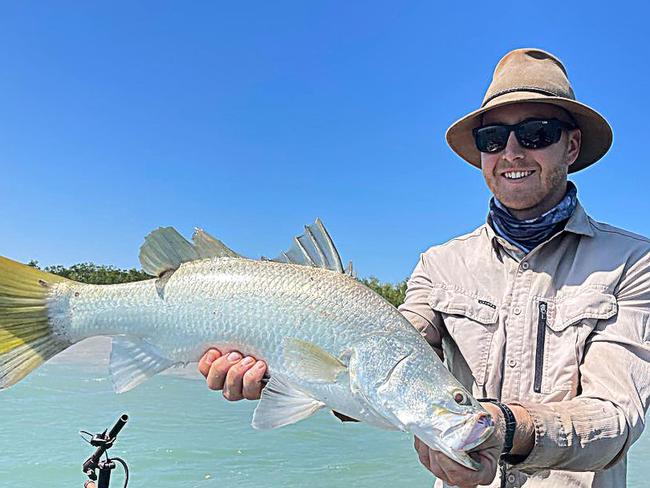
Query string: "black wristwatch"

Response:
xmin=479 ymin=399 xmax=517 ymax=456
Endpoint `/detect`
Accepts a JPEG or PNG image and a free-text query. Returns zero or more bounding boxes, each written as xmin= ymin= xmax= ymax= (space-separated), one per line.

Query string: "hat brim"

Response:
xmin=445 ymin=91 xmax=613 ymax=173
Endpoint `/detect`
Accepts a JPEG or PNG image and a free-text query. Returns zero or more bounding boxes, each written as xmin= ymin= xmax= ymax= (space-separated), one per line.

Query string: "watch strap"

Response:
xmin=479 ymin=399 xmax=516 ymax=456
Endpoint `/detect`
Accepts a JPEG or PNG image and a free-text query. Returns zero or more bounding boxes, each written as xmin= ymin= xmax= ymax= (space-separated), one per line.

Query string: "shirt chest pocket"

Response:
xmin=428 ymin=285 xmax=499 ymax=387
xmin=534 ymin=288 xmax=618 ymax=395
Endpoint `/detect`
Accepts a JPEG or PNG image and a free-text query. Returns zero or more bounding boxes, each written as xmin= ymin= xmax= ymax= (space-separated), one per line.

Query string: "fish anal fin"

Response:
xmin=251 ymin=375 xmax=325 ymax=430
xmin=284 ymin=338 xmax=347 ymax=383
xmin=109 ymin=337 xmax=175 ymax=393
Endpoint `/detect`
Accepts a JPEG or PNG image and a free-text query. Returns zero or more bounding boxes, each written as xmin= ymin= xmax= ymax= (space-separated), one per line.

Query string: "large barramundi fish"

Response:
xmin=0 ymin=220 xmax=493 ymax=468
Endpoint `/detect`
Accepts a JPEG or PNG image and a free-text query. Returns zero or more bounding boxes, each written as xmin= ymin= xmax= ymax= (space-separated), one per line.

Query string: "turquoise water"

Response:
xmin=1 ymin=361 xmax=648 ymax=487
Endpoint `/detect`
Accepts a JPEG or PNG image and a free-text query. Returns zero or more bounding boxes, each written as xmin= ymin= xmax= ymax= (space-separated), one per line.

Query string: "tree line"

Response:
xmin=27 ymin=261 xmax=408 ymax=307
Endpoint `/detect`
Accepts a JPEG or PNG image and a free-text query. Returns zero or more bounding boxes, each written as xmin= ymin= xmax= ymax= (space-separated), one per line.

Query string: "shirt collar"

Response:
xmin=484 ymin=200 xmax=594 ymax=256
xmin=563 ymin=202 xmax=595 ymax=237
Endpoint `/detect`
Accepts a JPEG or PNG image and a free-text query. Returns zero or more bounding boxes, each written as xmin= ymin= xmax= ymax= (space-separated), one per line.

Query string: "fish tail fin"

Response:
xmin=0 ymin=256 xmax=73 ymax=389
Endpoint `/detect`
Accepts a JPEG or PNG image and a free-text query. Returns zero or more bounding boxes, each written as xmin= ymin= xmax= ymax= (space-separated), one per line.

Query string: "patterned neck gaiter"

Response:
xmin=489 ymin=182 xmax=578 ymax=253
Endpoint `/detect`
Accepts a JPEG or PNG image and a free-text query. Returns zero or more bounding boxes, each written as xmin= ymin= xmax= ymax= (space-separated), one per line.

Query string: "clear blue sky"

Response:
xmin=1 ymin=1 xmax=648 ymax=283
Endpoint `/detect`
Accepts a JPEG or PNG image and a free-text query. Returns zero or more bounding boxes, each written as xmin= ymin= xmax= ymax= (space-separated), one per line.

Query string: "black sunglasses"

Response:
xmin=473 ymin=118 xmax=576 ymax=154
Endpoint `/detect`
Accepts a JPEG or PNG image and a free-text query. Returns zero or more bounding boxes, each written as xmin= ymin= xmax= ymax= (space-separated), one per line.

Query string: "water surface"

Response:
xmin=1 ymin=340 xmax=647 ymax=487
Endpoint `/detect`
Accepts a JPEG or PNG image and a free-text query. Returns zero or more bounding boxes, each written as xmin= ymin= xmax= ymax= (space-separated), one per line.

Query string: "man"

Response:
xmin=197 ymin=49 xmax=650 ymax=487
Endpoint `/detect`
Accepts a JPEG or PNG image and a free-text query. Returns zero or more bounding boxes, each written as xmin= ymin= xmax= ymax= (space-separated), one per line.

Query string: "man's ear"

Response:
xmin=566 ymin=129 xmax=582 ymax=167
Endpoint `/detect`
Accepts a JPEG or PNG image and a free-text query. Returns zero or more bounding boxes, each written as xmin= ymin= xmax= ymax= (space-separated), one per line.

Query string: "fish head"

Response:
xmin=405 ymin=389 xmax=494 ymax=470
xmin=349 ymin=335 xmax=494 ymax=470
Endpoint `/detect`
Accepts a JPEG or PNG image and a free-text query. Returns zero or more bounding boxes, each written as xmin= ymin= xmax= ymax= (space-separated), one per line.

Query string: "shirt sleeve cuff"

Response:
xmin=508 ymin=399 xmax=627 ymax=473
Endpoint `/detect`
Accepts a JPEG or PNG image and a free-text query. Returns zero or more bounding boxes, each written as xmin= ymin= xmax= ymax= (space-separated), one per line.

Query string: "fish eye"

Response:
xmin=453 ymin=389 xmax=470 ymax=406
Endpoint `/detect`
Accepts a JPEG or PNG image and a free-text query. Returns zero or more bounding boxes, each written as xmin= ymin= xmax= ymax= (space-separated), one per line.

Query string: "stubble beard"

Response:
xmin=489 ymin=152 xmax=570 ymax=217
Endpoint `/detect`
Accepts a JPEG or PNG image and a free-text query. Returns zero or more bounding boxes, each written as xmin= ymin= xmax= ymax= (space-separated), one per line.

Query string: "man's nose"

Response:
xmin=502 ymin=131 xmax=525 ymax=162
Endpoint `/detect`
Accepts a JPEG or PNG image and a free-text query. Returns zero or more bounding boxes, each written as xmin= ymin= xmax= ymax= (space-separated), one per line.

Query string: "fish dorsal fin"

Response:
xmin=271 ymin=219 xmax=345 ymax=273
xmin=192 ymin=228 xmax=241 ymax=259
xmin=284 ymin=338 xmax=347 ymax=383
xmin=139 ymin=227 xmax=199 ymax=276
xmin=251 ymin=374 xmax=325 ymax=430
xmin=139 ymin=227 xmax=242 ymax=277
xmin=109 ymin=337 xmax=176 ymax=393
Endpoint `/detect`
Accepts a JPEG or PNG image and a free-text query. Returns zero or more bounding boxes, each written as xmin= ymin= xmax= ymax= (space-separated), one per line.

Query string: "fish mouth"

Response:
xmin=457 ymin=411 xmax=494 ymax=451
xmin=421 ymin=411 xmax=494 ymax=471
xmin=440 ymin=411 xmax=494 ymax=450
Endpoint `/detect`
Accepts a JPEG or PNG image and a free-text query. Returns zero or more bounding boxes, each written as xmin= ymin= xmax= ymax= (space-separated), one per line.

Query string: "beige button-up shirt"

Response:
xmin=398 ymin=202 xmax=650 ymax=487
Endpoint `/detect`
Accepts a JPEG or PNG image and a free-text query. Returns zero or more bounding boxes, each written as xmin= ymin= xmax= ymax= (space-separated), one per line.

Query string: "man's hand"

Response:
xmin=414 ymin=402 xmax=504 ymax=487
xmin=198 ymin=349 xmax=267 ymax=400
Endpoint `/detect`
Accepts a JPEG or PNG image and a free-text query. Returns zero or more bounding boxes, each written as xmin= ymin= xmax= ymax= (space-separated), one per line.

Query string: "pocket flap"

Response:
xmin=428 ymin=285 xmax=498 ymax=325
xmin=549 ymin=289 xmax=618 ymax=332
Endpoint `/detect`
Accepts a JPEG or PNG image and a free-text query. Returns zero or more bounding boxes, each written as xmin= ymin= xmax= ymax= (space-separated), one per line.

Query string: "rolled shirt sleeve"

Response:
xmin=512 ymin=255 xmax=650 ymax=473
xmin=398 ymin=253 xmax=444 ymax=353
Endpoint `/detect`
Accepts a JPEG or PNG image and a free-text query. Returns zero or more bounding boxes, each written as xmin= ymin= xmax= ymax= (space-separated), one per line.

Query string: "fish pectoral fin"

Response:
xmin=251 ymin=375 xmax=325 ymax=430
xmin=109 ymin=337 xmax=175 ymax=393
xmin=284 ymin=338 xmax=347 ymax=383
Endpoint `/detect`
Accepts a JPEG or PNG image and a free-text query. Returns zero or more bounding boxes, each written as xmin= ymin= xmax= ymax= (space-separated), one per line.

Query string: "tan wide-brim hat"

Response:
xmin=446 ymin=48 xmax=613 ymax=173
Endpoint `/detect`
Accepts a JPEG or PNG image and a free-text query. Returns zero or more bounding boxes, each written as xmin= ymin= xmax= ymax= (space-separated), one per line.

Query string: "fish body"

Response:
xmin=0 ymin=220 xmax=493 ymax=469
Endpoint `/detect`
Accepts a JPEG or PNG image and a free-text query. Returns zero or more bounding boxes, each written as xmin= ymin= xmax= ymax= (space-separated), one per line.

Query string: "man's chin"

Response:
xmin=502 ymin=201 xmax=536 ymax=210
xmin=496 ymin=197 xmax=540 ymax=212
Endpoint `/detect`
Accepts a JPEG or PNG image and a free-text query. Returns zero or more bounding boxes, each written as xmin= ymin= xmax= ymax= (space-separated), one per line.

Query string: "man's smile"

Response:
xmin=501 ymin=169 xmax=536 ymax=181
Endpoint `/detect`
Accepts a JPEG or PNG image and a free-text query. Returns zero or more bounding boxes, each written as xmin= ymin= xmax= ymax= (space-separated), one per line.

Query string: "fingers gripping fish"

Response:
xmin=0 ymin=219 xmax=493 ymax=469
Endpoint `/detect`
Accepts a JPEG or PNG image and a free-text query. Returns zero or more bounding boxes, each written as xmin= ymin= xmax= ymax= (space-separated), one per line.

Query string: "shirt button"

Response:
xmin=508 ymin=359 xmax=517 ymax=368
xmin=507 ymin=473 xmax=516 ymax=483
xmin=513 ymin=307 xmax=521 ymax=315
xmin=521 ymin=262 xmax=529 ymax=270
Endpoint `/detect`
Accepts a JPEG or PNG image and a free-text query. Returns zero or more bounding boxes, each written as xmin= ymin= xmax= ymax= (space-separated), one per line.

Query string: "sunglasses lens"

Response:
xmin=474 ymin=126 xmax=509 ymax=153
xmin=516 ymin=120 xmax=561 ymax=149
xmin=474 ymin=119 xmax=571 ymax=153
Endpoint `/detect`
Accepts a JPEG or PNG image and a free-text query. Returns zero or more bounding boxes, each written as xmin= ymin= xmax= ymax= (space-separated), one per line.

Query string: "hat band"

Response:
xmin=482 ymin=86 xmax=573 ymax=107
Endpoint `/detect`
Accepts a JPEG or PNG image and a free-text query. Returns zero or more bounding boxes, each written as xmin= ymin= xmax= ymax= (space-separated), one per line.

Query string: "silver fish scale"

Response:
xmin=57 ymin=257 xmax=419 ymax=371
